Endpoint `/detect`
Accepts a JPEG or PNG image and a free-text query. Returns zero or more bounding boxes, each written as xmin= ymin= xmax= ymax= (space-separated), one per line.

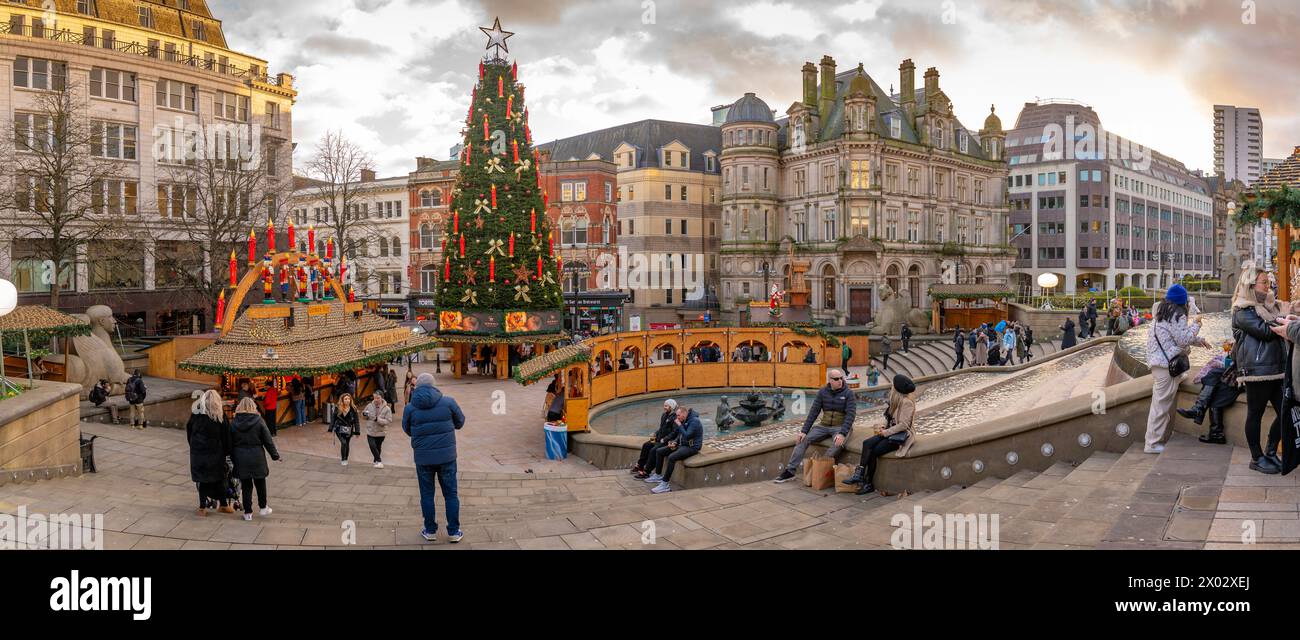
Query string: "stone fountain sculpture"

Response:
xmin=50 ymin=304 xmax=129 ymax=398
xmin=715 ymin=388 xmax=786 ymax=430
xmin=864 ymin=283 xmax=929 ymax=335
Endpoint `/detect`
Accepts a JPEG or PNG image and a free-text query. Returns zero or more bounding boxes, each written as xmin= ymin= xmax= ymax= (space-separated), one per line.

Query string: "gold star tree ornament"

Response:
xmin=480 ymin=17 xmax=515 ymax=57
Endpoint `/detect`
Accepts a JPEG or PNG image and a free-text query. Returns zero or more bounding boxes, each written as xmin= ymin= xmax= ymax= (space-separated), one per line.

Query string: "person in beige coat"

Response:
xmin=361 ymin=391 xmax=394 ymax=468
xmin=842 ymin=374 xmax=917 ymax=495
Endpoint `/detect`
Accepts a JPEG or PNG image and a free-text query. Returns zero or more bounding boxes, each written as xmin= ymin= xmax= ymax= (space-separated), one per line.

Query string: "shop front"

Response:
xmin=563 ymin=291 xmax=627 ymax=334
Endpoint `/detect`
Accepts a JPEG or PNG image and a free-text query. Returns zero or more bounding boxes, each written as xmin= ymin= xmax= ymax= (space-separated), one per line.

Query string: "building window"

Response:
xmin=680 ymin=185 xmax=687 ymax=201
xmin=89 ymin=68 xmax=136 ymax=102
xmin=850 ymin=160 xmax=869 ymax=189
xmin=91 ymin=179 xmax=138 ymax=215
xmin=156 ymin=79 xmax=197 ymax=111
xmin=907 ymin=211 xmax=919 ymax=242
xmin=13 ymin=56 xmax=68 ymax=91
xmin=265 ymin=102 xmax=281 ymax=129
xmin=139 ymin=5 xmax=154 ymax=28
xmin=215 ymin=91 xmax=250 ymax=121
xmin=90 ymin=121 xmax=137 ymax=159
xmin=90 ymin=241 xmax=143 ymax=290
xmin=664 ymin=219 xmax=672 ymax=235
xmin=890 ymin=116 xmax=902 ymax=138
xmin=822 ymin=265 xmax=837 ymax=311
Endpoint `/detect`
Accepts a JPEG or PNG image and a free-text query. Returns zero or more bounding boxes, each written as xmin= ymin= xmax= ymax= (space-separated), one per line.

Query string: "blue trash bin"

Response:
xmin=544 ymin=422 xmax=568 ymax=460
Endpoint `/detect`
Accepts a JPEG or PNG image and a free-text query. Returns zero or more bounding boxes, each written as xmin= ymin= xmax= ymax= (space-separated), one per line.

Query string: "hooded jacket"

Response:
xmin=230 ymin=412 xmax=279 ymax=480
xmin=362 ymin=400 xmax=393 ymax=437
xmin=672 ymin=409 xmax=704 ymax=451
xmin=402 ymin=385 xmax=465 ymax=466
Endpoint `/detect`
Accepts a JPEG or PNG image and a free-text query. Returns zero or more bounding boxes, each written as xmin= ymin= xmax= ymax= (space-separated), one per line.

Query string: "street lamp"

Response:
xmin=0 ymin=278 xmax=18 ymax=398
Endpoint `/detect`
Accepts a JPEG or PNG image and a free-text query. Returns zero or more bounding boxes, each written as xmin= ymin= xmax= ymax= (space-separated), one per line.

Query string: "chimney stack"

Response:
xmin=924 ymin=67 xmax=939 ymax=97
xmin=818 ymin=55 xmax=837 ymax=123
xmin=361 ymin=169 xmax=376 ymax=182
xmin=801 ymin=62 xmax=818 ymax=111
xmin=899 ymin=59 xmax=915 ymax=118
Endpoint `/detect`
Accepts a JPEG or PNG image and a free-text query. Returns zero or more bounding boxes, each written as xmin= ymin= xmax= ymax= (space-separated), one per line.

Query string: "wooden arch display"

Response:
xmin=220 ymin=250 xmax=347 ymax=336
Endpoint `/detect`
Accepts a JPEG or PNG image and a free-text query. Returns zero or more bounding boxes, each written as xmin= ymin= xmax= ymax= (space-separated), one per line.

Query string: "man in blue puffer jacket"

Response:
xmin=403 ymin=373 xmax=466 ymax=543
xmin=645 ymin=407 xmax=703 ymax=494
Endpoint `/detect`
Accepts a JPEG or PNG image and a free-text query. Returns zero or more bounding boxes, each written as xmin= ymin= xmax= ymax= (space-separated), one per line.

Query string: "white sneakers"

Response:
xmin=1144 ymin=444 xmax=1166 ymax=454
xmin=260 ymin=507 xmax=273 ymax=516
xmin=374 ymin=462 xmax=384 ymax=469
xmin=242 ymin=513 xmax=253 ymax=521
xmin=643 ymin=473 xmax=663 ymax=483
xmin=341 ymin=460 xmax=348 ymax=466
xmin=651 ymin=481 xmax=672 ymax=494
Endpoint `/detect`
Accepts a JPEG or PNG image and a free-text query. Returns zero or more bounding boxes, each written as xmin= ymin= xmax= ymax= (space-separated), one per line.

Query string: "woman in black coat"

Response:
xmin=330 ymin=393 xmax=360 ymax=466
xmin=188 ymin=390 xmax=232 ymax=515
xmin=1232 ymin=267 xmax=1290 ymax=474
xmin=231 ymin=397 xmax=281 ymax=520
xmin=1060 ymin=318 xmax=1078 ymax=349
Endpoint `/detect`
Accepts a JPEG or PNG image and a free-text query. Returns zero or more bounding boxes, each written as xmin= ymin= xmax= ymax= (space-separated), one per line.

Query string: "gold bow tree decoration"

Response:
xmin=484 ymin=238 xmax=507 ymax=256
xmin=461 ymin=289 xmax=479 ymax=305
xmin=473 ymin=198 xmax=493 ymax=215
xmin=514 ymin=159 xmax=532 ymax=181
xmin=485 ymin=157 xmax=506 ymax=174
xmin=514 ymin=284 xmax=531 ymax=302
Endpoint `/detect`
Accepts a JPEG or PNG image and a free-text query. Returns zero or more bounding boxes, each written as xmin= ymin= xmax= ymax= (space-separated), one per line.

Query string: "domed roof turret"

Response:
xmin=983 ymin=104 xmax=1002 ymax=132
xmin=725 ymin=93 xmax=775 ymax=124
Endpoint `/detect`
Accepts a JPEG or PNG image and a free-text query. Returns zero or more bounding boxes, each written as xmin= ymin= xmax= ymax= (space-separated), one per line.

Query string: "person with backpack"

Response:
xmin=125 ymin=370 xmax=148 ymax=430
xmin=330 ymin=393 xmax=360 ymax=466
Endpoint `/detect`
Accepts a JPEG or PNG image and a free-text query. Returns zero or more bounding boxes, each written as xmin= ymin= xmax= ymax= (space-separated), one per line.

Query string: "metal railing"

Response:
xmin=0 ymin=22 xmax=287 ymax=86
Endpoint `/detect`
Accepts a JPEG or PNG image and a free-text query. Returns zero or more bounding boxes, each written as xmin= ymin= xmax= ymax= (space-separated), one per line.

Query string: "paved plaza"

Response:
xmin=3 ymin=367 xmax=1298 ymax=550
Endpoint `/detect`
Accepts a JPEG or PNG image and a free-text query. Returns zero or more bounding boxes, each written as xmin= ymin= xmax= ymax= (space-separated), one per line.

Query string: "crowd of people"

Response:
xmin=947 ymin=320 xmax=1036 ymax=370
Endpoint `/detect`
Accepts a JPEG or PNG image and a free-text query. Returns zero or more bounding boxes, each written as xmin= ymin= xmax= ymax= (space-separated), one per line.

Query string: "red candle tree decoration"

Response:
xmin=489 ymin=256 xmax=496 ymax=283
xmin=308 ymin=225 xmax=315 ymax=254
xmin=508 ymin=232 xmax=515 ymax=257
xmin=287 ymin=218 xmax=295 ymax=248
xmin=327 ymin=237 xmax=334 ymax=260
xmin=267 ymin=215 xmax=275 ymax=253
xmin=247 ymin=229 xmax=256 ymax=264
xmin=228 ymin=251 xmax=237 ymax=287
xmin=216 ymin=289 xmax=226 ymax=324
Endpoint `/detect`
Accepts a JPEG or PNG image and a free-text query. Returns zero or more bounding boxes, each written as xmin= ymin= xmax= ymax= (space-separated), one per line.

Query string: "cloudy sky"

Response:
xmin=214 ymin=0 xmax=1300 ymax=178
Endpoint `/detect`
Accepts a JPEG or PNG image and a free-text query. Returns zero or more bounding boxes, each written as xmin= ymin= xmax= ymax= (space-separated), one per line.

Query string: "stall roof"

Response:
xmin=514 ymin=342 xmax=591 ymax=385
xmin=928 ymin=284 xmax=1017 ymax=300
xmin=0 ymin=306 xmax=91 ymax=342
xmin=179 ymin=301 xmax=431 ymax=377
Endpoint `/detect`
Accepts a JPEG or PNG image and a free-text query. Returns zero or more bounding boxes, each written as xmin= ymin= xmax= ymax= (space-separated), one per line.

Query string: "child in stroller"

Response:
xmin=201 ymin=457 xmax=242 ymax=513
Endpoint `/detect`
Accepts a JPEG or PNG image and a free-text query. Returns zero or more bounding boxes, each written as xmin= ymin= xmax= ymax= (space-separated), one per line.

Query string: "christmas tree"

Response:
xmin=436 ymin=18 xmax=562 ymax=334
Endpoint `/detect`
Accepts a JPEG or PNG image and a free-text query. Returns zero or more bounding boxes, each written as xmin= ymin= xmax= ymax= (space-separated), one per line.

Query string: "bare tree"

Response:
xmin=154 ymin=117 xmax=292 ymax=321
xmin=0 ymin=80 xmax=128 ymax=307
xmin=302 ymin=130 xmax=379 ymax=271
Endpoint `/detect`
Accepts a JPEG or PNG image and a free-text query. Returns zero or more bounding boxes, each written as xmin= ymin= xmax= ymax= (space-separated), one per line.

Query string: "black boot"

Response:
xmin=842 ymin=466 xmax=865 ymax=485
xmin=1177 ymin=402 xmax=1207 ymax=425
xmin=855 ymin=481 xmax=875 ymax=496
xmin=1198 ymin=409 xmax=1227 ymax=445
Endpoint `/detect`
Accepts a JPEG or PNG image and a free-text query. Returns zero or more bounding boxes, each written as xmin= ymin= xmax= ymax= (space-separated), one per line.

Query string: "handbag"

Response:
xmin=1154 ymin=325 xmax=1190 ymax=378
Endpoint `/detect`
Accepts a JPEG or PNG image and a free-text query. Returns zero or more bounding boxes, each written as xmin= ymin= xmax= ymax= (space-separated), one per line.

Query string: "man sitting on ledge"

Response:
xmin=633 ymin=399 xmax=679 ymax=478
xmin=773 ymin=369 xmax=857 ymax=483
xmin=643 ymin=406 xmax=703 ymax=494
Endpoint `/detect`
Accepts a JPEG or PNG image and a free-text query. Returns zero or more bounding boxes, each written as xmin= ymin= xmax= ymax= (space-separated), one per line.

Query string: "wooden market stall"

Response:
xmin=928 ymin=284 xmax=1016 ymax=333
xmin=0 ymin=305 xmax=91 ymax=385
xmin=514 ymin=342 xmax=592 ymax=432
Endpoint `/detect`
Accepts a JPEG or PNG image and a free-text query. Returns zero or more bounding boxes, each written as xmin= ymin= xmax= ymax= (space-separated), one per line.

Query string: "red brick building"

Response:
xmin=538 ymin=153 xmax=625 ymax=333
xmin=406 ymin=157 xmax=459 ymax=322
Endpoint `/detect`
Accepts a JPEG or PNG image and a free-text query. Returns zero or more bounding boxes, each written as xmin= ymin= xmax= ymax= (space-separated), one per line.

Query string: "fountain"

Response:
xmin=716 ymin=387 xmax=786 ymax=430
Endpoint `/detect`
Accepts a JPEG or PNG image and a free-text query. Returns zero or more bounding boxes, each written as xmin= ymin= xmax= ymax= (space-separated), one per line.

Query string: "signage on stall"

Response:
xmin=307 ymin=304 xmax=331 ymax=317
xmin=344 ymin=302 xmax=364 ymax=314
xmin=362 ymin=327 xmax=410 ymax=351
xmin=247 ymin=306 xmax=291 ymax=319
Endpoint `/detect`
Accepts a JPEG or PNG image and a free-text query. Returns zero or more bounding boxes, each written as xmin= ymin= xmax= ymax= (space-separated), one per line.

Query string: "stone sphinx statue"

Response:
xmin=864 ymin=284 xmax=930 ymax=335
xmin=46 ymin=304 xmax=129 ymax=398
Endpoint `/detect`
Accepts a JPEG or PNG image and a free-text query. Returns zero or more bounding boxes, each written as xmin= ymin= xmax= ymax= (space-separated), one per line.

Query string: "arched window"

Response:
xmin=378 ymin=237 xmax=389 ymax=257
xmin=432 ymin=189 xmax=443 ymax=205
xmin=575 ymin=216 xmax=588 ymax=244
xmin=392 ymin=236 xmax=402 ymax=257
xmin=560 ymin=216 xmax=574 ymax=246
xmin=975 ymin=265 xmax=985 ymax=284
xmin=357 ymin=238 xmax=368 ymax=258
xmin=602 ymin=215 xmax=611 ymax=244
xmin=886 ymin=263 xmax=900 ymax=295
xmin=420 ymin=190 xmax=434 ymax=207
xmin=822 ymin=264 xmax=837 ymax=310
xmin=908 ymin=264 xmax=922 ymax=309
xmin=419 ymin=224 xmax=434 ymax=249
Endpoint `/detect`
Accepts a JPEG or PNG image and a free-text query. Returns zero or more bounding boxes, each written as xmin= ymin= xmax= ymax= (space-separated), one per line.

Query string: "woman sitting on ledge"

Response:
xmin=843 ymin=374 xmax=917 ymax=495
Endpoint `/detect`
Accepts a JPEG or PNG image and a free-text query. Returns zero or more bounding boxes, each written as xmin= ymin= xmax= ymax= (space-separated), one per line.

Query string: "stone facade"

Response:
xmin=718 ymin=57 xmax=1013 ymax=327
xmin=538 ymin=156 xmax=623 ymax=332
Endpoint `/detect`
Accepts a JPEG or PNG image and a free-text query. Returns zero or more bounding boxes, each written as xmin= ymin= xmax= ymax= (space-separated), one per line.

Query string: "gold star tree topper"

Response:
xmin=480 ymin=17 xmax=514 ymax=57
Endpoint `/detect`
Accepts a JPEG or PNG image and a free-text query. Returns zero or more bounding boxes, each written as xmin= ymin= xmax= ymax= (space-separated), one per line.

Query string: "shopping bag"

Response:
xmin=833 ymin=463 xmax=858 ymax=493
xmin=1282 ymin=344 xmax=1300 ymax=475
xmin=809 ymin=456 xmax=836 ymax=491
xmin=802 ymin=457 xmax=815 ymax=486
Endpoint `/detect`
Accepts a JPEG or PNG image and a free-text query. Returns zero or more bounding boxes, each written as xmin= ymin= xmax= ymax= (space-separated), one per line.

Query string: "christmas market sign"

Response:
xmin=247 ymin=306 xmax=291 ymax=319
xmin=362 ymin=327 xmax=412 ymax=351
xmin=307 ymin=304 xmax=331 ymax=317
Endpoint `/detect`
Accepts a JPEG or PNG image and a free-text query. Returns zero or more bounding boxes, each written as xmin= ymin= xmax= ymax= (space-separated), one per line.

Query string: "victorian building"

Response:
xmin=718 ymin=56 xmax=1012 ymax=326
xmin=407 ymin=156 xmax=459 ymax=323
xmin=537 ymin=153 xmax=623 ymax=333
xmin=0 ymin=0 xmax=295 ymax=334
xmin=538 ymin=120 xmax=722 ymax=328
